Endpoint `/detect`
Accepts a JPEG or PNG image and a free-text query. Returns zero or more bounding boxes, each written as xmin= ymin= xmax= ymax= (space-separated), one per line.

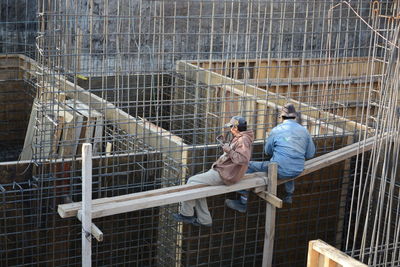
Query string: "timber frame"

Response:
xmin=1 ymin=54 xmax=377 ymax=266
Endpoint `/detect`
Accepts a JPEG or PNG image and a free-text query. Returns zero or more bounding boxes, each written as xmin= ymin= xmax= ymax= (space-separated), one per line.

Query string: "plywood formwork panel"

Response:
xmin=176 ymin=61 xmax=370 ymax=138
xmin=171 ymin=75 xmax=349 ymax=143
xmin=194 ymin=58 xmax=383 ymax=80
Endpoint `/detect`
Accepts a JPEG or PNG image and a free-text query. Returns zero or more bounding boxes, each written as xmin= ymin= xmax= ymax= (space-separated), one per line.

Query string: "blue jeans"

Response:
xmin=237 ymin=161 xmax=295 ymax=204
xmin=246 ymin=161 xmax=295 ymax=194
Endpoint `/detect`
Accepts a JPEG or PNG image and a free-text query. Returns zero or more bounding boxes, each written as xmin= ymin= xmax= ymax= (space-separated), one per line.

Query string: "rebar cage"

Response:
xmin=0 ymin=1 xmax=399 ymax=266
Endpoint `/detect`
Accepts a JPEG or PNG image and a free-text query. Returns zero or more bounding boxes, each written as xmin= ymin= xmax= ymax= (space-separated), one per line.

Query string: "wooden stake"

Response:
xmin=262 ymin=163 xmax=277 ymax=267
xmin=82 ymin=143 xmax=92 ymax=267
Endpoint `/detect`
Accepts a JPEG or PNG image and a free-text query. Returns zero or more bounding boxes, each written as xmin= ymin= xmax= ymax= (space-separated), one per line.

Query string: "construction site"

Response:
xmin=0 ymin=0 xmax=399 ymax=266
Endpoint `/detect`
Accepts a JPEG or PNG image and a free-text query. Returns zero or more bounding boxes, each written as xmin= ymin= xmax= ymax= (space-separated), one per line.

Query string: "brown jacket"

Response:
xmin=212 ymin=130 xmax=254 ymax=185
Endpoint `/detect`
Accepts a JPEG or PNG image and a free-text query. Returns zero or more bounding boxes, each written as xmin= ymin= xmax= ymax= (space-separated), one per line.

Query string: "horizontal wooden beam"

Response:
xmin=221 ymin=85 xmax=347 ymax=135
xmin=277 ymin=134 xmax=384 ymax=185
xmin=15 ymin=54 xmax=189 ymax=161
xmin=176 ymin=60 xmax=370 ymax=133
xmin=58 ymin=134 xmax=388 ymax=219
xmin=242 ymin=76 xmax=381 ymax=86
xmin=58 ymin=172 xmax=268 ymax=219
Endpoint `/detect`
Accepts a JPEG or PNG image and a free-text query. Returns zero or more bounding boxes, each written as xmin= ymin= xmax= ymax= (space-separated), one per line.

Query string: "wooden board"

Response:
xmin=176 ymin=60 xmax=371 ymax=134
xmin=57 ymin=133 xmax=386 ymax=220
xmin=277 ymin=134 xmax=385 ymax=185
xmin=307 ymin=239 xmax=367 ymax=267
xmin=65 ymin=99 xmax=104 ymax=155
xmin=58 ymin=172 xmax=268 ymax=218
xmin=55 ymin=102 xmax=83 ymax=158
xmin=20 ymin=98 xmax=38 ymax=160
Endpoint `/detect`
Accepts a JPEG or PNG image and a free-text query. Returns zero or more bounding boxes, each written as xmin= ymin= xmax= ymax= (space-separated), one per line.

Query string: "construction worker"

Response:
xmin=172 ymin=116 xmax=254 ymax=227
xmin=225 ymin=103 xmax=315 ymax=213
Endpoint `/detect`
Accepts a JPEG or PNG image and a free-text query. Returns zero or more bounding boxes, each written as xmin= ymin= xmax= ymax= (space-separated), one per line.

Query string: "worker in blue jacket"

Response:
xmin=226 ymin=103 xmax=316 ymax=212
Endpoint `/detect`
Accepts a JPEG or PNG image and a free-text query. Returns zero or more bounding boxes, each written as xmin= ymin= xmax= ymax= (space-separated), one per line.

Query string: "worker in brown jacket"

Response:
xmin=172 ymin=116 xmax=254 ymax=227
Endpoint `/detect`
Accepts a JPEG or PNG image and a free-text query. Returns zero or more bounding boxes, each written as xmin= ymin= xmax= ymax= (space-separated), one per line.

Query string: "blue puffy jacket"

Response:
xmin=265 ymin=119 xmax=315 ymax=178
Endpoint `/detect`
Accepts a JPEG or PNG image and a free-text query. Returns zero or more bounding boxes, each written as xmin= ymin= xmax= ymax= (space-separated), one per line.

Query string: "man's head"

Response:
xmin=280 ymin=103 xmax=297 ymax=120
xmin=225 ymin=115 xmax=247 ymax=134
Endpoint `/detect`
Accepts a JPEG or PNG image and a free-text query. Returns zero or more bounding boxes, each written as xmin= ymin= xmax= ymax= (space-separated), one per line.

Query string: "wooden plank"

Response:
xmin=81 ymin=143 xmax=92 ymax=267
xmin=65 ymin=100 xmax=95 ymax=144
xmin=65 ymin=99 xmax=103 ymax=155
xmin=256 ymin=191 xmax=282 ymax=209
xmin=16 ymin=54 xmax=188 ymax=158
xmin=51 ymin=116 xmax=65 ymax=157
xmin=176 ymin=60 xmax=370 ymax=133
xmin=323 ymin=256 xmax=336 ymax=267
xmin=57 ymin=103 xmax=84 ymax=158
xmin=307 ymin=240 xmax=320 ymax=267
xmin=220 ymin=84 xmax=344 ymax=136
xmin=277 ymin=134 xmax=383 ymax=185
xmin=58 ymin=134 xmax=382 ymax=218
xmin=59 ymin=183 xmax=207 ymax=218
xmin=308 ymin=240 xmax=367 ymax=267
xmin=262 ymin=163 xmax=278 ymax=267
xmin=89 ymin=174 xmax=267 ymax=219
xmin=242 ymin=76 xmax=381 ymax=86
xmin=58 ymin=172 xmax=268 ymax=218
xmin=20 ymin=98 xmax=38 ymax=160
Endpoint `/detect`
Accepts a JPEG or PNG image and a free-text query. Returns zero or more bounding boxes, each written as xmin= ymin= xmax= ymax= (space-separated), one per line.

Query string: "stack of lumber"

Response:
xmin=20 ymin=99 xmax=104 ymax=160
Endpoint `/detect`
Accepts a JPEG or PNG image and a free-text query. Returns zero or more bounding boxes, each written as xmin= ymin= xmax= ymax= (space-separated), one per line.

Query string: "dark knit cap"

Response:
xmin=281 ymin=103 xmax=297 ymax=118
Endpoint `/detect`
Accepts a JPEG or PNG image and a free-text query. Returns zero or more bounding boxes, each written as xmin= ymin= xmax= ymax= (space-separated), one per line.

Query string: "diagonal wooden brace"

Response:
xmin=256 ymin=191 xmax=282 ymax=209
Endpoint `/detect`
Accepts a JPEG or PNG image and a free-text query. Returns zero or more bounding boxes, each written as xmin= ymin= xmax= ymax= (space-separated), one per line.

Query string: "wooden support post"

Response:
xmin=82 ymin=143 xmax=92 ymax=267
xmin=262 ymin=163 xmax=277 ymax=267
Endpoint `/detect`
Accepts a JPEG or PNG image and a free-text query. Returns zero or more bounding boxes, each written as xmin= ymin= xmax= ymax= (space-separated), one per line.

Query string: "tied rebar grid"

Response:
xmin=0 ymin=0 xmax=397 ymax=266
xmin=343 ymin=2 xmax=400 ymax=265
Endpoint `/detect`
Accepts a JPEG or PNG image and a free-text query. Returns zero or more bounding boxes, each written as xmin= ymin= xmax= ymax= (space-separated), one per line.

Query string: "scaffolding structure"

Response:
xmin=0 ymin=0 xmax=399 ymax=266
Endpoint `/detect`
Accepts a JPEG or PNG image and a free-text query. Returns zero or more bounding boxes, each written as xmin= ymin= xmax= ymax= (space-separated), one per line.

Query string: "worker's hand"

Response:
xmin=216 ymin=134 xmax=225 ymax=143
xmin=222 ymin=143 xmax=231 ymax=153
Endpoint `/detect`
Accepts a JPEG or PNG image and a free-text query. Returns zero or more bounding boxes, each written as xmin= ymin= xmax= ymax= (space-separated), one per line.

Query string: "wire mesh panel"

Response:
xmin=343 ymin=2 xmax=400 ymax=266
xmin=0 ymin=0 xmax=398 ymax=266
xmin=0 ymin=0 xmax=36 ymax=56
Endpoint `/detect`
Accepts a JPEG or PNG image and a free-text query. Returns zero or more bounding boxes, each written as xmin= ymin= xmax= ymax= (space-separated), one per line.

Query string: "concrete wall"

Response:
xmin=39 ymin=0 xmax=373 ymax=74
xmin=0 ymin=0 xmax=37 ymax=55
xmin=0 ymin=80 xmax=34 ymax=162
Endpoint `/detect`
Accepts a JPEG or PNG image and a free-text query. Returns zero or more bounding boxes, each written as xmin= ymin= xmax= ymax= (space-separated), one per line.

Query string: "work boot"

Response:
xmin=283 ymin=193 xmax=293 ymax=204
xmin=192 ymin=218 xmax=212 ymax=227
xmin=172 ymin=213 xmax=196 ymax=224
xmin=225 ymin=199 xmax=247 ymax=213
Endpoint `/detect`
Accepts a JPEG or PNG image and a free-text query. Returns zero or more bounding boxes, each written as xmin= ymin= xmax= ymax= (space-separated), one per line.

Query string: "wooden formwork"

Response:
xmin=176 ymin=58 xmax=377 ymax=133
xmin=171 ymin=72 xmax=353 ymax=145
xmin=174 ymin=58 xmax=366 ymax=266
xmin=0 ymin=54 xmax=370 ymax=266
